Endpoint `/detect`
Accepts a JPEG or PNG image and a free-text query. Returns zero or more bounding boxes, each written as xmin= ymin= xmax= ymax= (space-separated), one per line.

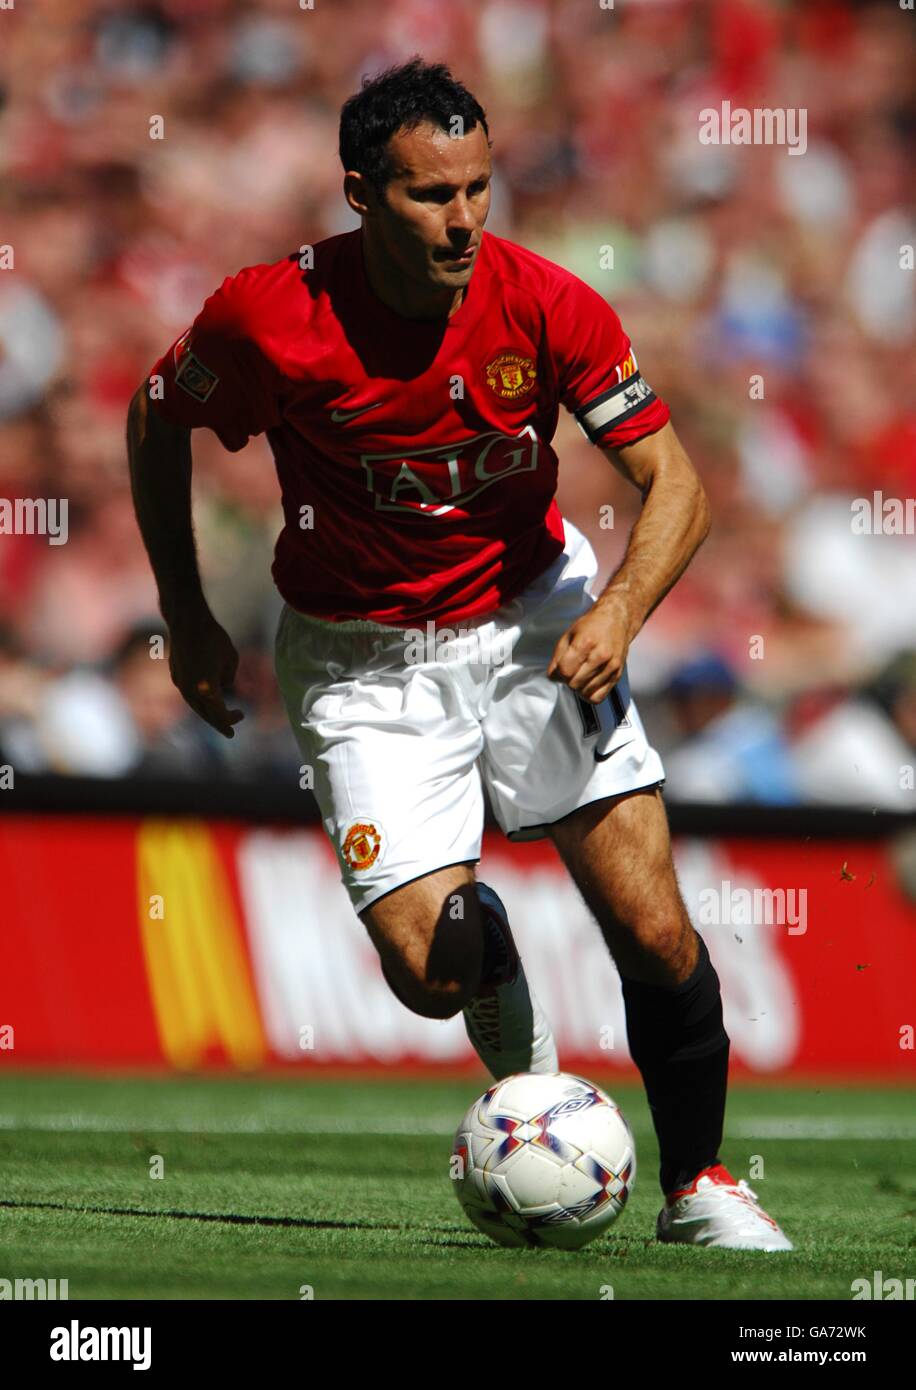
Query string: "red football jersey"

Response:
xmin=148 ymin=228 xmax=670 ymax=627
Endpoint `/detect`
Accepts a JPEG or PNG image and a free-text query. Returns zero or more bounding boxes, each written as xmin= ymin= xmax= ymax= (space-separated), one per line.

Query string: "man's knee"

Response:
xmin=361 ymin=871 xmax=483 ymax=1019
xmin=628 ymin=911 xmax=699 ymax=987
xmin=380 ymin=955 xmax=476 ymax=1019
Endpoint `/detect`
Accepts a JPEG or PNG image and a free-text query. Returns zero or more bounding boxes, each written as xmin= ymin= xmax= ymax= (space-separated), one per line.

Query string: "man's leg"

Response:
xmin=360 ymin=863 xmax=558 ymax=1074
xmin=360 ymin=863 xmax=484 ymax=1018
xmin=545 ymin=786 xmax=730 ymax=1195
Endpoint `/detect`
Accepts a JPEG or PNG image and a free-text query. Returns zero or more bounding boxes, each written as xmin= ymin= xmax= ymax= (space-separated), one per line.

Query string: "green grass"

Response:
xmin=0 ymin=1072 xmax=913 ymax=1300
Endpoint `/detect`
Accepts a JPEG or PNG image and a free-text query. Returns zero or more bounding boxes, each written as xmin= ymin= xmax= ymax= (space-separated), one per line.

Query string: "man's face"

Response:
xmin=360 ymin=120 xmax=492 ymax=296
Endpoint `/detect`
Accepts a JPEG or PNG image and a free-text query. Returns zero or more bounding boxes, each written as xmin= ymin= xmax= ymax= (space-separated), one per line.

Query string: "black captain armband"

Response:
xmin=573 ymin=373 xmax=657 ymax=445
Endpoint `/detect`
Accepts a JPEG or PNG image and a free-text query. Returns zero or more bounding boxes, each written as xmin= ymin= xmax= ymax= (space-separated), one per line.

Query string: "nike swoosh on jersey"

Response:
xmin=330 ymin=403 xmax=382 ymax=423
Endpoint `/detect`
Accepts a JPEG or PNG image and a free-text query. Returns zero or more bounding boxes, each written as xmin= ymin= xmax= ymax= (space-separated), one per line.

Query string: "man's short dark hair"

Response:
xmin=339 ymin=56 xmax=490 ymax=196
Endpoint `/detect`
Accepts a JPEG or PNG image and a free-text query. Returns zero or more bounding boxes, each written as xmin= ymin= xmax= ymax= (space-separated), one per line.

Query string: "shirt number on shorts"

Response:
xmin=574 ymin=687 xmax=630 ymax=739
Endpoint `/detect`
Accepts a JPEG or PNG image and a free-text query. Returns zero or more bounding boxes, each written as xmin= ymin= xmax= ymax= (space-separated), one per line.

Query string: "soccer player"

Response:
xmin=127 ymin=59 xmax=791 ymax=1251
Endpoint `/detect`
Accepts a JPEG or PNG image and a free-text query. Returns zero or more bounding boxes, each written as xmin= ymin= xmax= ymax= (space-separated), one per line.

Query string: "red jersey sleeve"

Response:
xmin=146 ymin=271 xmax=280 ymax=452
xmin=548 ymin=273 xmax=670 ymax=448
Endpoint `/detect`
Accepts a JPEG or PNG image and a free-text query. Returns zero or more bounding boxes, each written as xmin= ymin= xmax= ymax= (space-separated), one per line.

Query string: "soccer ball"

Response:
xmin=451 ymin=1072 xmax=636 ymax=1250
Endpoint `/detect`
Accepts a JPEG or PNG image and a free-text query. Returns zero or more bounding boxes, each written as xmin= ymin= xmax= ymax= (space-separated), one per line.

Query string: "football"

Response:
xmin=451 ymin=1072 xmax=636 ymax=1249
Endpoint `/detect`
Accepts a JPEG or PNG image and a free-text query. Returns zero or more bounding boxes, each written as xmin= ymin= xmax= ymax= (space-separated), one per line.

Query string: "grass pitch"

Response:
xmin=0 ymin=1072 xmax=913 ymax=1300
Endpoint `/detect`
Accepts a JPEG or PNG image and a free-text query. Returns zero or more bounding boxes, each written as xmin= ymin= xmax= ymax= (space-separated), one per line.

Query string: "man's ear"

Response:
xmin=343 ymin=170 xmax=374 ymax=219
xmin=346 ymin=172 xmax=386 ymax=221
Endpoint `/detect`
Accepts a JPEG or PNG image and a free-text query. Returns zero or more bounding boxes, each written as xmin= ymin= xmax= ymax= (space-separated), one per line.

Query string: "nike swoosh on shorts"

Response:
xmin=330 ymin=403 xmax=382 ymax=423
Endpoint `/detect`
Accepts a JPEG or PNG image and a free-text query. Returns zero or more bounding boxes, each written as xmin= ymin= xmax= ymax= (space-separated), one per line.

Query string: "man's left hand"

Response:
xmin=546 ymin=598 xmax=635 ymax=705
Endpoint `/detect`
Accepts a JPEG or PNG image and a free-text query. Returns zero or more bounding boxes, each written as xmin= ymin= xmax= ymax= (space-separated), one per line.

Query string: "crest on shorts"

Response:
xmin=174 ymin=331 xmax=219 ymax=402
xmin=342 ymin=820 xmax=384 ymax=871
xmin=484 ymin=350 xmax=537 ymax=401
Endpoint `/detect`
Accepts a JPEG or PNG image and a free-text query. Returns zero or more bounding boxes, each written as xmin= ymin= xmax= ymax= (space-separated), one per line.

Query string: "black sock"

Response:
xmin=620 ymin=933 xmax=730 ymax=1195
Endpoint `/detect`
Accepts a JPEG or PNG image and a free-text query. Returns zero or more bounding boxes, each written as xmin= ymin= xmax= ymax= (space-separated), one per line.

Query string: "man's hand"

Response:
xmin=167 ymin=607 xmax=244 ymax=737
xmin=547 ymin=595 xmax=637 ymax=705
xmin=547 ymin=423 xmax=711 ymax=705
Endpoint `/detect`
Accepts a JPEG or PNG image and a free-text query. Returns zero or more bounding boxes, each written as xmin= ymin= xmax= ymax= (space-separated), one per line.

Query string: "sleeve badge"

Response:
xmin=174 ymin=333 xmax=220 ymax=403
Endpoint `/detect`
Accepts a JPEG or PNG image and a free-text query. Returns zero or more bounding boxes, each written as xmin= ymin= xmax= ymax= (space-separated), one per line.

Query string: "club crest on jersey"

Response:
xmin=341 ymin=820 xmax=384 ymax=871
xmin=484 ymin=350 xmax=537 ymax=401
xmin=174 ymin=332 xmax=219 ymax=403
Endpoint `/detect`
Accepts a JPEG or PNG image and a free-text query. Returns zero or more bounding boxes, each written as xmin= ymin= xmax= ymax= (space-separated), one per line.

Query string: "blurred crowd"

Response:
xmin=0 ymin=0 xmax=914 ymax=806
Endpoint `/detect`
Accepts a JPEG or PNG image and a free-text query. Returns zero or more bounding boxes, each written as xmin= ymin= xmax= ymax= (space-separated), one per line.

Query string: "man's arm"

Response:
xmin=126 ymin=384 xmax=243 ymax=737
xmin=547 ymin=420 xmax=710 ymax=704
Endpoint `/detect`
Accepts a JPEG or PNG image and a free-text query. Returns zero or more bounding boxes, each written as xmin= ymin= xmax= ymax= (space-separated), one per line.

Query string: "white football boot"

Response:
xmin=462 ymin=883 xmax=558 ymax=1079
xmin=657 ymin=1163 xmax=794 ymax=1251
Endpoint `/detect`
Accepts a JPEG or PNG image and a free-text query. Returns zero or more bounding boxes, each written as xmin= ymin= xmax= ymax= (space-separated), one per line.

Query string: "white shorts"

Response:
xmin=274 ymin=520 xmax=665 ymax=915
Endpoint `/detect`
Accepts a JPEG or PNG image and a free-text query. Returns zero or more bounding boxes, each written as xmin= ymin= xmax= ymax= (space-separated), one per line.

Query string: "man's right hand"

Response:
xmin=167 ymin=607 xmax=244 ymax=738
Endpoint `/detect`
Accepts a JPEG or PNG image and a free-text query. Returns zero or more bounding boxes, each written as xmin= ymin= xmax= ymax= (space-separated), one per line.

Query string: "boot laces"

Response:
xmin=708 ymin=1178 xmax=779 ymax=1231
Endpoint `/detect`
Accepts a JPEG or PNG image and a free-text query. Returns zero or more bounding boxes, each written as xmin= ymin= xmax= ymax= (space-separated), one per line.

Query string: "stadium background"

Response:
xmin=0 ymin=3 xmax=914 ymax=1109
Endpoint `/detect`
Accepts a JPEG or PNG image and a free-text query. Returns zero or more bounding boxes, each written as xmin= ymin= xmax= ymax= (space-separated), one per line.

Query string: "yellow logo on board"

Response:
xmin=136 ymin=821 xmax=266 ymax=1069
